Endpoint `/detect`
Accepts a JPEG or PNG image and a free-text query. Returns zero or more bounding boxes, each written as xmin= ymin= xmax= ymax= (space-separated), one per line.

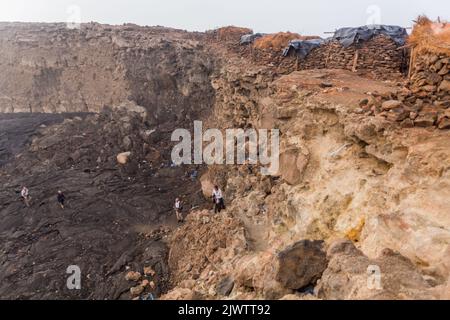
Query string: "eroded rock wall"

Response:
xmin=0 ymin=23 xmax=218 ymax=300
xmin=0 ymin=22 xmax=449 ymax=300
xmin=0 ymin=22 xmax=215 ymax=129
xmin=166 ymin=50 xmax=450 ymax=299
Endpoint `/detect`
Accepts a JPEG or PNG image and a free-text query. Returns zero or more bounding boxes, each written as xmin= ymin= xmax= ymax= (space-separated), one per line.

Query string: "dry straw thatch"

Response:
xmin=408 ymin=16 xmax=450 ymax=55
xmin=253 ymin=32 xmax=320 ymax=51
xmin=216 ymin=26 xmax=253 ymax=42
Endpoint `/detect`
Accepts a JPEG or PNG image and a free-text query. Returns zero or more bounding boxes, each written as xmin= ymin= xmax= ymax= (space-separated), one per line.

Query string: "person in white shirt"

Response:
xmin=21 ymin=186 xmax=31 ymax=207
xmin=212 ymin=185 xmax=225 ymax=213
xmin=174 ymin=198 xmax=184 ymax=223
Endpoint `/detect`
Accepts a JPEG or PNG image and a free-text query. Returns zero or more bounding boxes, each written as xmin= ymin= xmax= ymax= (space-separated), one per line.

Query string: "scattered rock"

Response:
xmin=159 ymin=288 xmax=203 ymax=300
xmin=381 ymin=100 xmax=403 ymax=111
xmin=179 ymin=280 xmax=196 ymax=290
xmin=438 ymin=79 xmax=450 ymax=92
xmin=143 ymin=266 xmax=156 ymax=277
xmin=125 ymin=271 xmax=141 ymax=282
xmin=359 ymin=98 xmax=369 ymax=107
xmin=117 ymin=151 xmax=131 ymax=165
xmin=316 ymin=240 xmax=436 ymax=300
xmin=200 ymin=173 xmax=215 ymax=199
xmin=386 ymin=108 xmax=409 ymax=122
xmin=130 ymin=285 xmax=145 ymax=296
xmin=320 ymin=82 xmax=333 ymax=88
xmin=216 ymin=276 xmax=235 ymax=296
xmin=275 ymin=240 xmax=328 ymax=290
xmin=438 ymin=118 xmax=450 ymax=130
xmin=278 ymin=148 xmax=309 ymax=185
xmin=400 ymin=118 xmax=414 ymax=128
xmin=414 ymin=114 xmax=436 ymax=127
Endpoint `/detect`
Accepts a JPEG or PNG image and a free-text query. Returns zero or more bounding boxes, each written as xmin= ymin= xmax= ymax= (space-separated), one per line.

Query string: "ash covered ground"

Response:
xmin=0 ymin=110 xmax=205 ymax=299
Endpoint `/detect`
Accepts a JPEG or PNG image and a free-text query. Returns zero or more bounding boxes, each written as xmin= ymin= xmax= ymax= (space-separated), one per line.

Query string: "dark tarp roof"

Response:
xmin=332 ymin=25 xmax=408 ymax=48
xmin=283 ymin=25 xmax=407 ymax=58
xmin=240 ymin=33 xmax=265 ymax=45
xmin=282 ymin=38 xmax=325 ymax=58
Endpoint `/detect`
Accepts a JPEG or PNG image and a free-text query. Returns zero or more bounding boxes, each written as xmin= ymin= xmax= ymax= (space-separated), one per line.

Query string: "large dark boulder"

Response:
xmin=216 ymin=276 xmax=235 ymax=297
xmin=276 ymin=240 xmax=328 ymax=290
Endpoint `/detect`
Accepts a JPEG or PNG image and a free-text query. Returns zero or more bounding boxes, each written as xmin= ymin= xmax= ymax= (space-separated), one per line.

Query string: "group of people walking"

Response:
xmin=21 ymin=183 xmax=225 ymax=222
xmin=173 ymin=185 xmax=225 ymax=223
xmin=20 ymin=186 xmax=65 ymax=209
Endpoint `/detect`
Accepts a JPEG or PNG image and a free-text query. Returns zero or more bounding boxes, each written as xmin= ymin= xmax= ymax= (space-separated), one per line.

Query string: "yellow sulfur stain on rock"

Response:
xmin=345 ymin=218 xmax=365 ymax=242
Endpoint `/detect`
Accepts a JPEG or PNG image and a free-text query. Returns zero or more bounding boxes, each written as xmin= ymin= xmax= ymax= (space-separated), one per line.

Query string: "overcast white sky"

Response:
xmin=0 ymin=0 xmax=448 ymax=36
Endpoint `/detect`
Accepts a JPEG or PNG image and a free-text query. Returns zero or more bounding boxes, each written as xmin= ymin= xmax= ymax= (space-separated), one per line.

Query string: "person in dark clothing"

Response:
xmin=57 ymin=190 xmax=65 ymax=209
xmin=190 ymin=169 xmax=198 ymax=181
xmin=174 ymin=197 xmax=184 ymax=223
xmin=212 ymin=185 xmax=225 ymax=213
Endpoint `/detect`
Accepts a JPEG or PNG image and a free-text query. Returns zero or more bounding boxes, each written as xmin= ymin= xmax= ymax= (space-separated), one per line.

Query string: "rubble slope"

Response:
xmin=0 ymin=22 xmax=448 ymax=300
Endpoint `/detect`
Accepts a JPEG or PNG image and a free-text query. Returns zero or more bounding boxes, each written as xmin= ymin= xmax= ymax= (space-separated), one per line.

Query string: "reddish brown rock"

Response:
xmin=400 ymin=118 xmax=415 ymax=128
xmin=439 ymin=80 xmax=450 ymax=93
xmin=382 ymin=100 xmax=403 ymax=111
xmin=438 ymin=118 xmax=450 ymax=130
xmin=125 ymin=271 xmax=142 ymax=282
xmin=415 ymin=114 xmax=437 ymax=127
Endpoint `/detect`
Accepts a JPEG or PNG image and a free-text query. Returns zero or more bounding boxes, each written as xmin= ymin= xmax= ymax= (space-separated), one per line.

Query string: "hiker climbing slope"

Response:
xmin=212 ymin=185 xmax=225 ymax=213
xmin=21 ymin=186 xmax=31 ymax=207
xmin=57 ymin=190 xmax=66 ymax=209
xmin=174 ymin=197 xmax=184 ymax=223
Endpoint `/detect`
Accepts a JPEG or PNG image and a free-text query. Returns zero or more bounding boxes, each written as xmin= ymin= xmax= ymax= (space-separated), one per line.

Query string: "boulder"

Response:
xmin=159 ymin=288 xmax=203 ymax=300
xmin=179 ymin=279 xmax=196 ymax=290
xmin=143 ymin=266 xmax=156 ymax=277
xmin=200 ymin=173 xmax=215 ymax=198
xmin=438 ymin=80 xmax=450 ymax=92
xmin=386 ymin=108 xmax=409 ymax=122
xmin=216 ymin=276 xmax=235 ymax=296
xmin=438 ymin=65 xmax=449 ymax=76
xmin=414 ymin=114 xmax=436 ymax=127
xmin=276 ymin=107 xmax=297 ymax=119
xmin=125 ymin=271 xmax=141 ymax=282
xmin=275 ymin=240 xmax=328 ymax=290
xmin=316 ymin=240 xmax=436 ymax=300
xmin=438 ymin=118 xmax=450 ymax=130
xmin=381 ymin=100 xmax=403 ymax=111
xmin=117 ymin=151 xmax=131 ymax=165
xmin=278 ymin=148 xmax=309 ymax=185
xmin=130 ymin=284 xmax=145 ymax=296
xmin=113 ymin=100 xmax=148 ymax=120
xmin=122 ymin=136 xmax=132 ymax=149
xmin=233 ymin=252 xmax=293 ymax=299
xmin=359 ymin=98 xmax=369 ymax=107
xmin=400 ymin=118 xmax=414 ymax=128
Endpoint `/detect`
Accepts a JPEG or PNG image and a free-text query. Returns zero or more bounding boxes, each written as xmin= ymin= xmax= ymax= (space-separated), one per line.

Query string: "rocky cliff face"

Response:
xmin=165 ymin=41 xmax=450 ymax=300
xmin=0 ymin=22 xmax=214 ymax=129
xmin=0 ymin=23 xmax=449 ymax=300
xmin=0 ymin=23 xmax=215 ymax=299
